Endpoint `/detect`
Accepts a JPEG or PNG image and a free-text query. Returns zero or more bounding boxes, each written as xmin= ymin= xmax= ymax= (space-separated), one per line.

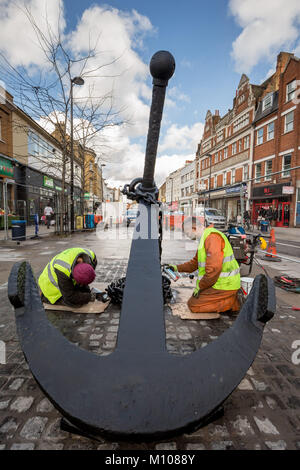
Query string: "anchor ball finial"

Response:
xmin=150 ymin=51 xmax=175 ymax=83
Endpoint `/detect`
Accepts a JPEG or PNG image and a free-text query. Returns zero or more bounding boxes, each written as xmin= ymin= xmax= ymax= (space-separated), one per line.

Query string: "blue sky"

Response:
xmin=1 ymin=0 xmax=300 ymax=187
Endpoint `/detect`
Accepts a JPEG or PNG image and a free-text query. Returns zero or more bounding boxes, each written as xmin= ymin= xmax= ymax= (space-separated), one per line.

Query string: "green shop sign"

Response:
xmin=84 ymin=193 xmax=90 ymax=200
xmin=0 ymin=157 xmax=14 ymax=177
xmin=43 ymin=176 xmax=54 ymax=188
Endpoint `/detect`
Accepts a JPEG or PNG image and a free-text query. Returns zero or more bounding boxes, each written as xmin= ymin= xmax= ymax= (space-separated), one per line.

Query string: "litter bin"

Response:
xmin=260 ymin=221 xmax=269 ymax=233
xmin=11 ymin=220 xmax=26 ymax=241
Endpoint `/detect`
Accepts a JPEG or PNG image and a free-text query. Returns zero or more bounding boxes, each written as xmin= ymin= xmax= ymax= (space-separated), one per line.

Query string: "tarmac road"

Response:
xmin=275 ymin=238 xmax=300 ymax=258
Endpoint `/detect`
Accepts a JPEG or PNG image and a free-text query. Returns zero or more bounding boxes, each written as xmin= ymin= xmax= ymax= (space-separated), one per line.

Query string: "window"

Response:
xmin=239 ymin=140 xmax=242 ymax=152
xmin=232 ymin=142 xmax=237 ymax=154
xmin=257 ymin=128 xmax=263 ymax=145
xmin=255 ymin=163 xmax=262 ymax=182
xmin=224 ymin=147 xmax=228 ymax=159
xmin=286 ymin=79 xmax=296 ymax=102
xmin=282 ymin=154 xmax=291 ymax=178
xmin=265 ymin=160 xmax=273 ymax=181
xmin=244 ymin=135 xmax=250 ymax=149
xmin=244 ymin=164 xmax=248 ymax=181
xmin=232 ymin=169 xmax=235 ymax=184
xmin=262 ymin=93 xmax=273 ymax=111
xmin=285 ymin=111 xmax=294 ymax=133
xmin=233 ymin=112 xmax=250 ymax=132
xmin=215 ymin=152 xmax=218 ymax=163
xmin=267 ymin=122 xmax=274 ymax=140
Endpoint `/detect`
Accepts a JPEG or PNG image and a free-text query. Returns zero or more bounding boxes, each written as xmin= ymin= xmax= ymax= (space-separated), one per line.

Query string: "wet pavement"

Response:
xmin=0 ymin=226 xmax=299 ymax=450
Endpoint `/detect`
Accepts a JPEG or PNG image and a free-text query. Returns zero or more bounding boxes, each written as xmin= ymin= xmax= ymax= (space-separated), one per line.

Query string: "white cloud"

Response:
xmin=0 ymin=1 xmax=200 ymax=190
xmin=159 ymin=122 xmax=203 ymax=153
xmin=229 ymin=0 xmax=300 ymax=73
xmin=0 ymin=0 xmax=65 ymax=68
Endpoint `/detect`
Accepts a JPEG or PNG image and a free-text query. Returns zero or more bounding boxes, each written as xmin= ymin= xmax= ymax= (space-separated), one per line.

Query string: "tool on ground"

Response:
xmin=281 ymin=306 xmax=300 ymax=311
xmin=274 ymin=276 xmax=300 ymax=293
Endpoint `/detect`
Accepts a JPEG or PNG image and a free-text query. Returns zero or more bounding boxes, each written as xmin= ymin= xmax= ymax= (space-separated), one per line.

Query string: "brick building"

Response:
xmin=251 ymin=52 xmax=300 ymax=227
xmin=0 ymin=89 xmax=14 ymax=215
xmin=195 ymin=73 xmax=260 ymax=220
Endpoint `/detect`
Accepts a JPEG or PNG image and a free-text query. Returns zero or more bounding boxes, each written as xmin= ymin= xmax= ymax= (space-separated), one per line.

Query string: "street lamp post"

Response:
xmin=70 ymin=76 xmax=85 ymax=232
xmin=207 ymin=154 xmax=212 ymax=207
xmin=100 ymin=164 xmax=106 ymax=202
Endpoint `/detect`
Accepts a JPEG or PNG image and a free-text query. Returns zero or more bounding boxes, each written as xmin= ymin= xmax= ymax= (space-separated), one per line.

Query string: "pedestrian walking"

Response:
xmin=44 ymin=203 xmax=54 ymax=229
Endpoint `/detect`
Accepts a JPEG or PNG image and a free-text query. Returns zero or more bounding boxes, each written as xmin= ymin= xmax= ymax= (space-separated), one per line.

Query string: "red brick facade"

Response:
xmin=195 ymin=51 xmax=300 ymax=227
xmin=252 ymin=53 xmax=300 ymax=227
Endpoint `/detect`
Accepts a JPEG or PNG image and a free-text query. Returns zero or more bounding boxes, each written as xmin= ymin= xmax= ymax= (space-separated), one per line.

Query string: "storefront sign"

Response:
xmin=282 ymin=186 xmax=294 ymax=195
xmin=43 ymin=176 xmax=54 ymax=188
xmin=0 ymin=157 xmax=14 ymax=177
xmin=252 ymin=183 xmax=291 ymax=199
xmin=84 ymin=192 xmax=90 ymax=200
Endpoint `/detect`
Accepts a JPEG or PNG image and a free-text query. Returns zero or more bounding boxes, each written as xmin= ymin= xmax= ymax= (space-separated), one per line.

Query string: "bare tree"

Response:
xmin=0 ymin=2 xmax=127 ymax=233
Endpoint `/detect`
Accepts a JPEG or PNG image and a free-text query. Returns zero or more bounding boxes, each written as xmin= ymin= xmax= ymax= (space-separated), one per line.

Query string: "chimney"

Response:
xmin=276 ymin=52 xmax=294 ymax=75
xmin=215 ymin=110 xmax=219 ymax=116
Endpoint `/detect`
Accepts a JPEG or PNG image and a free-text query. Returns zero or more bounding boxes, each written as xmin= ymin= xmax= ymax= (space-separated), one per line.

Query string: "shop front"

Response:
xmin=0 ymin=156 xmax=16 ymax=228
xmin=251 ymin=183 xmax=293 ymax=227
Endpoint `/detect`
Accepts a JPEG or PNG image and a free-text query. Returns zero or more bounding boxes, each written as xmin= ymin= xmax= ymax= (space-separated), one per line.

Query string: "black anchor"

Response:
xmin=8 ymin=51 xmax=276 ymax=441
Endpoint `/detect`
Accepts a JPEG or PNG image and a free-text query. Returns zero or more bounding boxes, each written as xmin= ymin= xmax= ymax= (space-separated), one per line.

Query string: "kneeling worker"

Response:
xmin=39 ymin=247 xmax=98 ymax=307
xmin=168 ymin=219 xmax=240 ymax=316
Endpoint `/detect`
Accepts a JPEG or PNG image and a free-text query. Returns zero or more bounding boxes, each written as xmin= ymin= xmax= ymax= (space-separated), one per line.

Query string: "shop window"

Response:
xmin=257 ymin=128 xmax=263 ymax=145
xmin=285 ymin=111 xmax=294 ymax=133
xmin=255 ymin=163 xmax=262 ymax=182
xmin=265 ymin=160 xmax=273 ymax=181
xmin=286 ymin=79 xmax=296 ymax=102
xmin=267 ymin=122 xmax=274 ymax=140
xmin=282 ymin=154 xmax=291 ymax=178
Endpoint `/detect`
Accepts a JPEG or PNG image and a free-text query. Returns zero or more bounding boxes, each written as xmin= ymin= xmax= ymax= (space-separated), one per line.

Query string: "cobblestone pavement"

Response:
xmin=0 ymin=228 xmax=300 ymax=450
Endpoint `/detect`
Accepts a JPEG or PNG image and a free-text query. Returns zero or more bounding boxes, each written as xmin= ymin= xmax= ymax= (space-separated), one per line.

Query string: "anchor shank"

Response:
xmin=116 ymin=202 xmax=166 ymax=353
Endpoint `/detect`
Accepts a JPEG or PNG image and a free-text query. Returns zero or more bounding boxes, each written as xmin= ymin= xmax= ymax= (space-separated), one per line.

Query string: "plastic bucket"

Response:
xmin=240 ymin=277 xmax=254 ymax=295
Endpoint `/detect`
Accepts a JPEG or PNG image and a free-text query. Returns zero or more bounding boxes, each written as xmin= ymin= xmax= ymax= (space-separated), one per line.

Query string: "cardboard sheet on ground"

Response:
xmin=170 ymin=280 xmax=220 ymax=320
xmin=43 ymin=282 xmax=110 ymax=314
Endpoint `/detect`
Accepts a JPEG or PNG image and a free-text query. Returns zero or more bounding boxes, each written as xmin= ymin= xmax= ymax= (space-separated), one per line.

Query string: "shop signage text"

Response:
xmin=0 ymin=157 xmax=14 ymax=177
xmin=252 ymin=183 xmax=291 ymax=199
xmin=43 ymin=176 xmax=54 ymax=188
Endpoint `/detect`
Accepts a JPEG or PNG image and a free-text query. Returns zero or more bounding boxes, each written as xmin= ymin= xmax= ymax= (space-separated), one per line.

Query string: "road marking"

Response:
xmin=276 ymin=242 xmax=300 ymax=249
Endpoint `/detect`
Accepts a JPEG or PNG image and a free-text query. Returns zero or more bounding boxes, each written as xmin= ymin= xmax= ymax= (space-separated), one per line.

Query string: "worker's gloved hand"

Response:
xmin=193 ymin=287 xmax=200 ymax=298
xmin=167 ymin=264 xmax=178 ymax=272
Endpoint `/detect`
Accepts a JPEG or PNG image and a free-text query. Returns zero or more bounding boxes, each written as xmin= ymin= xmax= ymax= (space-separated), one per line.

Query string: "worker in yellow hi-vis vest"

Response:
xmin=39 ymin=247 xmax=98 ymax=307
xmin=168 ymin=218 xmax=241 ymax=317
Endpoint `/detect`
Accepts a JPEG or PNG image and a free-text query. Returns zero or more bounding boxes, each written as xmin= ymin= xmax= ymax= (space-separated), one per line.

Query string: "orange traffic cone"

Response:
xmin=264 ymin=228 xmax=281 ymax=262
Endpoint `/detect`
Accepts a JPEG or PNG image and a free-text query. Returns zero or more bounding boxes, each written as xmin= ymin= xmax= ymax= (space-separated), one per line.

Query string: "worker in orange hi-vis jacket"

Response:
xmin=168 ymin=218 xmax=241 ymax=316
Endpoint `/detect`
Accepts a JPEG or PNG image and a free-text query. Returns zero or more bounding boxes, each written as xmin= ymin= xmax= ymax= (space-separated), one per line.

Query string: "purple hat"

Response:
xmin=72 ymin=263 xmax=96 ymax=285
